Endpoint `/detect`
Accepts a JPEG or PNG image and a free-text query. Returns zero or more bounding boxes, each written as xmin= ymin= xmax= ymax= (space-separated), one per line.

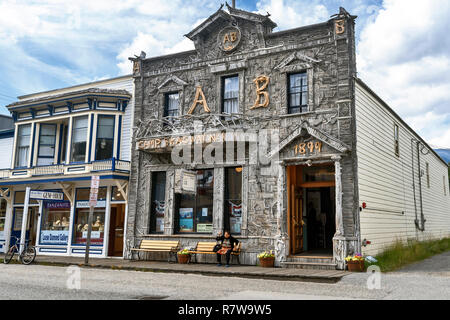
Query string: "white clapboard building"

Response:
xmin=355 ymin=79 xmax=450 ymax=256
xmin=0 ymin=75 xmax=134 ymax=258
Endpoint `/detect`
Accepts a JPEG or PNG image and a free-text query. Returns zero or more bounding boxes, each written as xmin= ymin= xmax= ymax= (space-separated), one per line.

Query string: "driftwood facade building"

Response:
xmin=126 ymin=5 xmax=450 ymax=269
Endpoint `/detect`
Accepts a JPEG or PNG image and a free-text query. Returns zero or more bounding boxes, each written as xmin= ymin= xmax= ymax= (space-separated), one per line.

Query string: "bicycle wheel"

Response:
xmin=3 ymin=246 xmax=16 ymax=264
xmin=20 ymin=246 xmax=36 ymax=265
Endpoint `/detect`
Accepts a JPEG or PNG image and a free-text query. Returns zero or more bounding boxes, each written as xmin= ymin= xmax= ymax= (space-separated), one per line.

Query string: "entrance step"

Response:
xmin=281 ymin=256 xmax=336 ymax=270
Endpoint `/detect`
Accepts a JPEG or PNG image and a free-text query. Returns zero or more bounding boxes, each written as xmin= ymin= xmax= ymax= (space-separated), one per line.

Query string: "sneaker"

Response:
xmin=217 ymin=264 xmax=222 ymax=267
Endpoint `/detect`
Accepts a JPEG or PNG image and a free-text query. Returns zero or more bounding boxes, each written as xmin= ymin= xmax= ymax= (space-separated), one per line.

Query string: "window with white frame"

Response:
xmin=15 ymin=124 xmax=31 ymax=168
xmin=70 ymin=116 xmax=88 ymax=163
xmin=222 ymin=75 xmax=239 ymax=114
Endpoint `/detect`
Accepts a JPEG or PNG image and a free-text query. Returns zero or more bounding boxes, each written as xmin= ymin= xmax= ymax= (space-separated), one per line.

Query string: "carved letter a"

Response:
xmin=188 ymin=86 xmax=211 ymax=114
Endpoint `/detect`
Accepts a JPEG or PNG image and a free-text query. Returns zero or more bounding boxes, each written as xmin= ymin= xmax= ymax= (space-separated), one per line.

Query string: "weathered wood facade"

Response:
xmin=127 ymin=6 xmax=361 ymax=269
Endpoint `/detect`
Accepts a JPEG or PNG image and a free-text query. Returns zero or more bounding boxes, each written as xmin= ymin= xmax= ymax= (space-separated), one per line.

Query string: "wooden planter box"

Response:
xmin=259 ymin=257 xmax=275 ymax=268
xmin=347 ymin=260 xmax=365 ymax=272
xmin=178 ymin=254 xmax=190 ymax=264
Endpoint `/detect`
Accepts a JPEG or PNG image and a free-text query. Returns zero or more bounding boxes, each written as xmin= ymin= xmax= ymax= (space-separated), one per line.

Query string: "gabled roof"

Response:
xmin=185 ymin=4 xmax=276 ymax=40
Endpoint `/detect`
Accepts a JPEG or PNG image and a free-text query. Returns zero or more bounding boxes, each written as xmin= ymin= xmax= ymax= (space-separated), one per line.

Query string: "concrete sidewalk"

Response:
xmin=2 ymin=254 xmax=348 ymax=283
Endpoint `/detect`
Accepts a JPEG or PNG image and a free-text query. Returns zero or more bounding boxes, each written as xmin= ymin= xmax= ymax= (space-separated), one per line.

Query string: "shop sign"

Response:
xmin=82 ymin=231 xmax=101 ymax=239
xmin=293 ymin=141 xmax=323 ymax=156
xmin=40 ymin=231 xmax=69 ymax=245
xmin=137 ymin=132 xmax=229 ymax=152
xmin=44 ymin=201 xmax=71 ymax=209
xmin=76 ymin=200 xmax=106 ymax=209
xmin=196 ymin=224 xmax=213 ymax=233
xmin=30 ymin=190 xmax=64 ymax=201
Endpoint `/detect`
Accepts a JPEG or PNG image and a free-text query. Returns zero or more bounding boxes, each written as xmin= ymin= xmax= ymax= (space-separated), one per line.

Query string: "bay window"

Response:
xmin=70 ymin=116 xmax=88 ymax=163
xmin=37 ymin=124 xmax=57 ymax=166
xmin=95 ymin=115 xmax=115 ymax=161
xmin=15 ymin=124 xmax=31 ymax=168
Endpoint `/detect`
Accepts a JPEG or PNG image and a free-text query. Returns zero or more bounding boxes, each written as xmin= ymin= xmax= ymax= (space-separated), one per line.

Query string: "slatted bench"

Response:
xmin=131 ymin=240 xmax=180 ymax=263
xmin=189 ymin=242 xmax=242 ymax=265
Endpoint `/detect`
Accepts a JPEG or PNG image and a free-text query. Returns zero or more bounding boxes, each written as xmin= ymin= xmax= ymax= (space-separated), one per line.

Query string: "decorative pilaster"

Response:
xmin=213 ymin=167 xmax=224 ymax=234
xmin=332 ymin=155 xmax=346 ymax=269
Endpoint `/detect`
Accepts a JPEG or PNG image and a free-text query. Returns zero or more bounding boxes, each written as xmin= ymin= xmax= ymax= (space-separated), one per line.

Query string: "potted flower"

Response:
xmin=345 ymin=254 xmax=365 ymax=272
xmin=258 ymin=251 xmax=275 ymax=268
xmin=177 ymin=249 xmax=191 ymax=264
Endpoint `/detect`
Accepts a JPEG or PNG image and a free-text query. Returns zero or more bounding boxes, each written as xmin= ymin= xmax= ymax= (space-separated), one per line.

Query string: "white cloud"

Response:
xmin=357 ymin=0 xmax=450 ymax=147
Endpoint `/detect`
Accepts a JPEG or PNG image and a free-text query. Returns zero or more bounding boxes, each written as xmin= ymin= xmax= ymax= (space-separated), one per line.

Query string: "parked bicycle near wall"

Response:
xmin=3 ymin=236 xmax=36 ymax=265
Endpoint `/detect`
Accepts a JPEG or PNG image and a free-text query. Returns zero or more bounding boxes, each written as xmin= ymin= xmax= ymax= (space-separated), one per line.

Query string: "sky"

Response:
xmin=0 ymin=0 xmax=449 ymax=147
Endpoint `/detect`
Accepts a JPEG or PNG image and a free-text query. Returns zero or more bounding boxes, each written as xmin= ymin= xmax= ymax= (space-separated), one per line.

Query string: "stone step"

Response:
xmin=286 ymin=256 xmax=334 ymax=264
xmin=281 ymin=261 xmax=337 ymax=270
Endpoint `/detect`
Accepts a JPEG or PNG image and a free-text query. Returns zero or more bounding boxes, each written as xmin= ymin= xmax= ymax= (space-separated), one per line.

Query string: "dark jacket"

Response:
xmin=216 ymin=235 xmax=239 ymax=250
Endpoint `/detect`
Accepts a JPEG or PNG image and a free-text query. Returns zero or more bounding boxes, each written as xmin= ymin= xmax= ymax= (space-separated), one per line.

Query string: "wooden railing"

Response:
xmin=0 ymin=159 xmax=130 ymax=180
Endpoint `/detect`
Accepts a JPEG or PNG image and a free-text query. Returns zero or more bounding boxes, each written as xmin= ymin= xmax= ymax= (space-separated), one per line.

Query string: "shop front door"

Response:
xmin=10 ymin=207 xmax=38 ymax=246
xmin=108 ymin=204 xmax=125 ymax=257
xmin=287 ymin=166 xmax=304 ymax=255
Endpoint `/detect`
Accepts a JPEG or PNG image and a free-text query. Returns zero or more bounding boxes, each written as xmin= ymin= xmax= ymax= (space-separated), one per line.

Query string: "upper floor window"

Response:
xmin=222 ymin=75 xmax=239 ymax=114
xmin=164 ymin=92 xmax=180 ymax=118
xmin=288 ymin=73 xmax=308 ymax=114
xmin=71 ymin=116 xmax=88 ymax=163
xmin=37 ymin=124 xmax=57 ymax=166
xmin=15 ymin=124 xmax=31 ymax=168
xmin=95 ymin=115 xmax=115 ymax=161
xmin=394 ymin=124 xmax=400 ymax=157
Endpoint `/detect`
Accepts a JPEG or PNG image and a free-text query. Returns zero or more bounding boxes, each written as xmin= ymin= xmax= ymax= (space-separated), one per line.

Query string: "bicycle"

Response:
xmin=3 ymin=236 xmax=36 ymax=265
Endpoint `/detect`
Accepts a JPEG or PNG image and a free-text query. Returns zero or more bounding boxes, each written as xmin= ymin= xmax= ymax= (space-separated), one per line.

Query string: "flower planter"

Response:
xmin=347 ymin=260 xmax=365 ymax=272
xmin=178 ymin=254 xmax=190 ymax=264
xmin=259 ymin=257 xmax=275 ymax=268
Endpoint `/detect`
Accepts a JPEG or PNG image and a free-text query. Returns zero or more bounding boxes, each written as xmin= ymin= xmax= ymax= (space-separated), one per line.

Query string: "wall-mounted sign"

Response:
xmin=293 ymin=141 xmax=323 ymax=156
xmin=187 ymin=86 xmax=210 ymax=115
xmin=335 ymin=19 xmax=345 ymax=34
xmin=251 ymin=75 xmax=270 ymax=110
xmin=218 ymin=26 xmax=241 ymax=52
xmin=30 ymin=190 xmax=64 ymax=201
xmin=175 ymin=169 xmax=197 ymax=194
xmin=137 ymin=131 xmax=229 ymax=151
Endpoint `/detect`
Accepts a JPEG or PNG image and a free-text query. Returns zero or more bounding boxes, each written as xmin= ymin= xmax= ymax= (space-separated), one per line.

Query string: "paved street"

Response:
xmin=0 ymin=252 xmax=449 ymax=300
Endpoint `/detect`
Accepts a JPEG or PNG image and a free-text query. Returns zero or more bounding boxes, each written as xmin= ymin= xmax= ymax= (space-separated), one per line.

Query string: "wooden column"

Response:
xmin=333 ymin=156 xmax=344 ymax=237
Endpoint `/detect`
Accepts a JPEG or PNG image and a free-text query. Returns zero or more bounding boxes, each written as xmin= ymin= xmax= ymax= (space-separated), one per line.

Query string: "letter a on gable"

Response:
xmin=188 ymin=86 xmax=211 ymax=114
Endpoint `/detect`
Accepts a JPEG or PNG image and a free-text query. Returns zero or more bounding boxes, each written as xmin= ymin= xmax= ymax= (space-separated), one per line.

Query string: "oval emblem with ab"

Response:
xmin=218 ymin=26 xmax=241 ymax=53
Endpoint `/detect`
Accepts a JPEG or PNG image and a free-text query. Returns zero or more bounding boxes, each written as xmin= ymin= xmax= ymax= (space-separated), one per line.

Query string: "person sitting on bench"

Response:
xmin=216 ymin=230 xmax=239 ymax=268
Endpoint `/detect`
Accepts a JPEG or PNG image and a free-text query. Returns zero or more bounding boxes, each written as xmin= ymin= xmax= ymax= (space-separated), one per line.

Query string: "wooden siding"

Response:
xmin=94 ymin=77 xmax=134 ymax=162
xmin=0 ymin=137 xmax=13 ymax=169
xmin=355 ymin=81 xmax=450 ymax=256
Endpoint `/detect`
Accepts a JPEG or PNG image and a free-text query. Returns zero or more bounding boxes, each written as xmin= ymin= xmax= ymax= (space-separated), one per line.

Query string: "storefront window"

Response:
xmin=14 ymin=191 xmax=38 ymax=205
xmin=40 ymin=201 xmax=71 ymax=245
xmin=0 ymin=199 xmax=6 ymax=233
xmin=224 ymin=167 xmax=242 ymax=235
xmin=73 ymin=187 xmax=107 ymax=245
xmin=150 ymin=172 xmax=166 ymax=234
xmin=175 ymin=169 xmax=214 ymax=233
xmin=111 ymin=186 xmax=125 ymax=202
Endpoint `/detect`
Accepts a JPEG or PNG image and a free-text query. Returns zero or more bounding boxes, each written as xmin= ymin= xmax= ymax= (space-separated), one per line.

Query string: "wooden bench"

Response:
xmin=189 ymin=242 xmax=242 ymax=265
xmin=131 ymin=240 xmax=180 ymax=263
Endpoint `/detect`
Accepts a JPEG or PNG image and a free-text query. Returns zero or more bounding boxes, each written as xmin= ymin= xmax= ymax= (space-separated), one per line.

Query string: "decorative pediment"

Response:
xmin=268 ymin=123 xmax=350 ymax=159
xmin=275 ymin=52 xmax=321 ymax=73
xmin=157 ymin=75 xmax=188 ymax=91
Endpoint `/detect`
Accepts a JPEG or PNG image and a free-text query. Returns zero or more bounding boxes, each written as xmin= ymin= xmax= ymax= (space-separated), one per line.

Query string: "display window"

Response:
xmin=40 ymin=201 xmax=71 ymax=245
xmin=175 ymin=169 xmax=214 ymax=234
xmin=224 ymin=167 xmax=242 ymax=235
xmin=150 ymin=172 xmax=166 ymax=234
xmin=73 ymin=187 xmax=107 ymax=246
xmin=0 ymin=199 xmax=6 ymax=233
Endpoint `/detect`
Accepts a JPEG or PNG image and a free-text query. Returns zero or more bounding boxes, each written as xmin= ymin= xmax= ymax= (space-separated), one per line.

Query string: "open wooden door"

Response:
xmin=287 ymin=166 xmax=304 ymax=255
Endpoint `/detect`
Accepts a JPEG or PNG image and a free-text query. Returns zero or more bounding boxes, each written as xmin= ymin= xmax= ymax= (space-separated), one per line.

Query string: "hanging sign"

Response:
xmin=30 ymin=190 xmax=64 ymax=201
xmin=89 ymin=176 xmax=100 ymax=207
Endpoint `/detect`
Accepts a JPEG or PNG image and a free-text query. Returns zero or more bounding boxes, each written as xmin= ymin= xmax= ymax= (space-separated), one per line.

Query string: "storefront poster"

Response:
xmin=40 ymin=231 xmax=69 ymax=245
xmin=197 ymin=224 xmax=213 ymax=233
xmin=156 ymin=217 xmax=165 ymax=233
xmin=179 ymin=208 xmax=194 ymax=232
xmin=76 ymin=200 xmax=106 ymax=208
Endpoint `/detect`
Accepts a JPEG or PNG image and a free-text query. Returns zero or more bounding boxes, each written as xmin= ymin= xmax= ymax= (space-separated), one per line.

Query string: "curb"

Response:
xmin=2 ymin=258 xmax=345 ymax=284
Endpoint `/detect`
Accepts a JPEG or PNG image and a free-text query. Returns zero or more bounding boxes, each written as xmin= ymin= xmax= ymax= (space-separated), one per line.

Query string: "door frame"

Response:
xmin=287 ymin=163 xmax=336 ymax=256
